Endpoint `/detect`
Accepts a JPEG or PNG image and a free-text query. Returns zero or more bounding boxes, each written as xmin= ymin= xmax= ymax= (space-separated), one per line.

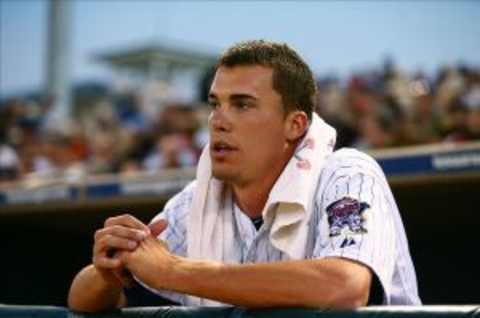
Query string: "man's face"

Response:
xmin=208 ymin=65 xmax=290 ymax=187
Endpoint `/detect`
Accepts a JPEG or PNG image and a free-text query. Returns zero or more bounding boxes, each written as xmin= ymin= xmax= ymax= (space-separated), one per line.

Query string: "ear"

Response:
xmin=284 ymin=111 xmax=309 ymax=143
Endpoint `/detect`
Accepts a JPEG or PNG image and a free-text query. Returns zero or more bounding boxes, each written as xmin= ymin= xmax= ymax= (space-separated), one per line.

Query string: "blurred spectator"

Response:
xmin=0 ymin=143 xmax=20 ymax=182
xmin=33 ymin=130 xmax=86 ymax=182
xmin=0 ymin=61 xmax=479 ymax=185
xmin=442 ymin=97 xmax=470 ymax=142
xmin=446 ymin=85 xmax=480 ymax=141
xmin=143 ymin=129 xmax=197 ymax=172
xmin=114 ymin=92 xmax=147 ymax=133
xmin=86 ymin=120 xmax=124 ymax=175
xmin=0 ymin=105 xmax=18 ymax=181
xmin=464 ymin=86 xmax=480 ymax=140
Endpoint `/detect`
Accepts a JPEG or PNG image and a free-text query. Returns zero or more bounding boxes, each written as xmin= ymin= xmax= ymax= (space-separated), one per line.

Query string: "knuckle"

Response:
xmin=106 ymin=235 xmax=125 ymax=249
xmin=124 ymin=215 xmax=137 ymax=225
xmin=104 ymin=217 xmax=115 ymax=227
xmin=95 ymin=235 xmax=111 ymax=250
xmin=103 ymin=234 xmax=114 ymax=242
xmin=94 ymin=228 xmax=104 ymax=240
xmin=112 ymin=225 xmax=127 ymax=235
xmin=109 ymin=225 xmax=121 ymax=235
xmin=113 ymin=227 xmax=135 ymax=241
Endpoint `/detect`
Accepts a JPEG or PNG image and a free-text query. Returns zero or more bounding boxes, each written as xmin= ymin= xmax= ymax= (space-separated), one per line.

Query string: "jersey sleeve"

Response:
xmin=149 ymin=180 xmax=196 ymax=257
xmin=312 ymin=149 xmax=396 ymax=301
xmin=126 ymin=181 xmax=196 ymax=306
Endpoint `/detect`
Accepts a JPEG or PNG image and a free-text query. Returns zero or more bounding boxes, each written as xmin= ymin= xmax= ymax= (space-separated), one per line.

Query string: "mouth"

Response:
xmin=210 ymin=141 xmax=238 ymax=158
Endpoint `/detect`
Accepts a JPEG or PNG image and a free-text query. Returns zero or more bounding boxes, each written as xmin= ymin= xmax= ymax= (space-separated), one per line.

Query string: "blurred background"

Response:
xmin=1 ymin=0 xmax=479 ymax=307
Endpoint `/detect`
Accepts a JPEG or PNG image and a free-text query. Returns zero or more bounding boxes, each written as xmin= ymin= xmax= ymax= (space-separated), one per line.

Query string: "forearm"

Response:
xmin=160 ymin=257 xmax=369 ymax=308
xmin=68 ymin=264 xmax=126 ymax=312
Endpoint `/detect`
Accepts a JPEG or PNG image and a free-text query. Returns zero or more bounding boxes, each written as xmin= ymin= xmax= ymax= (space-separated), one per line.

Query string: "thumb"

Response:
xmin=148 ymin=219 xmax=168 ymax=237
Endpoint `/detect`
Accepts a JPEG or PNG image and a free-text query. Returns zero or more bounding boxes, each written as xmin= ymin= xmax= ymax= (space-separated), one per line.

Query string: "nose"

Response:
xmin=209 ymin=106 xmax=232 ymax=132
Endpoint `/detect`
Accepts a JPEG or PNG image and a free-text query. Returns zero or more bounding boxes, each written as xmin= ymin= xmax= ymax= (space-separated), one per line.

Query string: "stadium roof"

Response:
xmin=94 ymin=39 xmax=218 ymax=73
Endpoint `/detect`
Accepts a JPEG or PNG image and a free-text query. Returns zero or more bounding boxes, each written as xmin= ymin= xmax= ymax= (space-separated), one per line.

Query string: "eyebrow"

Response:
xmin=208 ymin=93 xmax=258 ymax=101
xmin=230 ymin=93 xmax=257 ymax=100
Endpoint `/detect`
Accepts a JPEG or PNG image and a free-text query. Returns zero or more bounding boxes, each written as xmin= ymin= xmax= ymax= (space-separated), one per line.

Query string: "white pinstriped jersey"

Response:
xmin=142 ymin=148 xmax=421 ymax=305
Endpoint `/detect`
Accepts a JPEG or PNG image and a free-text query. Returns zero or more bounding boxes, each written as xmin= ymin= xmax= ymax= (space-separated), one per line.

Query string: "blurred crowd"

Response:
xmin=0 ymin=93 xmax=209 ymax=185
xmin=1 ymin=62 xmax=479 ymax=184
xmin=316 ymin=61 xmax=480 ymax=149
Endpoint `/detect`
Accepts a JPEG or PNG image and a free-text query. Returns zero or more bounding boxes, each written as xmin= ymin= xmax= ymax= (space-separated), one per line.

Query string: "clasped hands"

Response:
xmin=92 ymin=214 xmax=178 ymax=291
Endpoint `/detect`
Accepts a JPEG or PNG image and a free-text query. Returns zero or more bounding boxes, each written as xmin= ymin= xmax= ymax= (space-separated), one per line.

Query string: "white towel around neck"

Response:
xmin=186 ymin=113 xmax=336 ymax=305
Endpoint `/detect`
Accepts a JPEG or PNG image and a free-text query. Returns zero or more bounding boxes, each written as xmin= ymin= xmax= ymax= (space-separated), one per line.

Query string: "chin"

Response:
xmin=211 ymin=165 xmax=238 ymax=183
xmin=212 ymin=169 xmax=233 ymax=182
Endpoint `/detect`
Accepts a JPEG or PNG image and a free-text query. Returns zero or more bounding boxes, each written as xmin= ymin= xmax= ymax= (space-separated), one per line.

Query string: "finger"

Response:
xmin=94 ymin=235 xmax=138 ymax=255
xmin=93 ymin=255 xmax=122 ymax=269
xmin=114 ymin=269 xmax=134 ymax=288
xmin=149 ymin=219 xmax=168 ymax=237
xmin=115 ymin=250 xmax=132 ymax=265
xmin=95 ymin=226 xmax=147 ymax=242
xmin=116 ymin=250 xmax=128 ymax=260
xmin=104 ymin=214 xmax=150 ymax=234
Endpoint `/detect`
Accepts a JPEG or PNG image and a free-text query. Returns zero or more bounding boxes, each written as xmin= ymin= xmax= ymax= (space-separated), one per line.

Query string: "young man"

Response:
xmin=68 ymin=40 xmax=420 ymax=311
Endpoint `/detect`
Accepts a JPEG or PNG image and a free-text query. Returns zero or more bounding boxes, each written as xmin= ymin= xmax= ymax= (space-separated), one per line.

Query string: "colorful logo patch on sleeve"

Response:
xmin=326 ymin=197 xmax=369 ymax=237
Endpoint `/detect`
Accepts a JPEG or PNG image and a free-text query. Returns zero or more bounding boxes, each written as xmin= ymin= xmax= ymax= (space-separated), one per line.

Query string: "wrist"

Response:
xmin=155 ymin=254 xmax=184 ymax=290
xmin=162 ymin=257 xmax=224 ymax=295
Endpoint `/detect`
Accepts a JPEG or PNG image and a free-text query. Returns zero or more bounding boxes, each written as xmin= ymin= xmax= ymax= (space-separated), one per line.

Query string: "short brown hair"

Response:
xmin=218 ymin=40 xmax=316 ymax=120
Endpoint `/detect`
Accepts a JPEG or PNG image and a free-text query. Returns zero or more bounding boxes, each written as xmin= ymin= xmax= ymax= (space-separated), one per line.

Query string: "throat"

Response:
xmin=232 ymin=185 xmax=268 ymax=219
xmin=230 ymin=147 xmax=296 ymax=219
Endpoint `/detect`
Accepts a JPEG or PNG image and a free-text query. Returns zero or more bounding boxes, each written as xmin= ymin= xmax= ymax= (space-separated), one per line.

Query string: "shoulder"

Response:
xmin=151 ymin=180 xmax=197 ymax=223
xmin=164 ymin=180 xmax=197 ymax=211
xmin=321 ymin=148 xmax=386 ymax=182
xmin=316 ymin=148 xmax=390 ymax=208
xmin=324 ymin=148 xmax=380 ymax=170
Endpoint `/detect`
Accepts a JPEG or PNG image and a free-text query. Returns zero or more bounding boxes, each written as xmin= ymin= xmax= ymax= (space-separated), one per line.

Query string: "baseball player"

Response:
xmin=68 ymin=40 xmax=421 ymax=311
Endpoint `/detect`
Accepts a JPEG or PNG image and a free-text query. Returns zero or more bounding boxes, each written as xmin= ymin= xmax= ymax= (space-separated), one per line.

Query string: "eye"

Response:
xmin=208 ymin=100 xmax=219 ymax=109
xmin=234 ymin=100 xmax=252 ymax=110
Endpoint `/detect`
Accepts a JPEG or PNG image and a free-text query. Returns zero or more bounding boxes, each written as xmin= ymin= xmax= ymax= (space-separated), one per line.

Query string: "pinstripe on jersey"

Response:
xmin=139 ymin=148 xmax=421 ymax=305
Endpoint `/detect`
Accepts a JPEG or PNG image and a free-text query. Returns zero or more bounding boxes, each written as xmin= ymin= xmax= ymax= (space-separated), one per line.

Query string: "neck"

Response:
xmin=231 ymin=142 xmax=297 ymax=219
xmin=232 ymin=184 xmax=269 ymax=219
